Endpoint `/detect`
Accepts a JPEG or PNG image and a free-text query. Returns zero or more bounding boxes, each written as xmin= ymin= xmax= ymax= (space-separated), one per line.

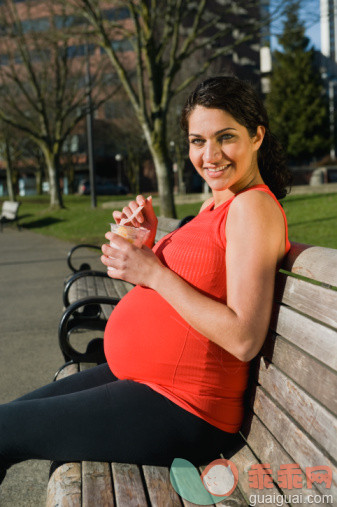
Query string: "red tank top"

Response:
xmin=104 ymin=185 xmax=291 ymax=432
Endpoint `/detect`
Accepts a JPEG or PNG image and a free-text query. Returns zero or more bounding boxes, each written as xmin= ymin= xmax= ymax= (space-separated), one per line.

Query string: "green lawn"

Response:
xmin=282 ymin=192 xmax=337 ymax=249
xmin=3 ymin=191 xmax=337 ymax=248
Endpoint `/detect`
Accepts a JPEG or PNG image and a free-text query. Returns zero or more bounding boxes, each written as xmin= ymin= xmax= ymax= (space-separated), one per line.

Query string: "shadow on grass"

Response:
xmin=22 ymin=217 xmax=64 ymax=229
xmin=289 ymin=215 xmax=337 ymax=227
xmin=285 ymin=192 xmax=337 ymax=203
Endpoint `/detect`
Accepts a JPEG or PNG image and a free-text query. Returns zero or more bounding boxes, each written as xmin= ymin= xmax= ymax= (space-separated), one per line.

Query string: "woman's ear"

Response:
xmin=253 ymin=126 xmax=265 ymax=151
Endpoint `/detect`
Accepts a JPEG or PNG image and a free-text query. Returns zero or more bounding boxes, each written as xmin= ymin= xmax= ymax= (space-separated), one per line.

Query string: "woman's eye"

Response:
xmin=219 ymin=134 xmax=233 ymax=142
xmin=190 ymin=138 xmax=204 ymax=145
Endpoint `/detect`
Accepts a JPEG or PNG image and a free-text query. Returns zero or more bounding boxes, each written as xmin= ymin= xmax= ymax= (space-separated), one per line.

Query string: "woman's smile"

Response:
xmin=204 ymin=164 xmax=232 ymax=178
xmin=188 ymin=106 xmax=265 ymax=204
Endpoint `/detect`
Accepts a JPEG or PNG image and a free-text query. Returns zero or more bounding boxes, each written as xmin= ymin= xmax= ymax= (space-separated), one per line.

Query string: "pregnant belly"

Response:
xmin=104 ymin=285 xmax=190 ymax=384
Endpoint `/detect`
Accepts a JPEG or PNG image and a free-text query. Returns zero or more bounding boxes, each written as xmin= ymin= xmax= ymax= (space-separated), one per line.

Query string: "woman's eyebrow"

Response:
xmin=188 ymin=127 xmax=237 ymax=137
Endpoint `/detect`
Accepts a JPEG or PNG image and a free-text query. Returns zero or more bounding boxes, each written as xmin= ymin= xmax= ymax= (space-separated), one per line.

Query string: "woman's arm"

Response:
xmin=101 ymin=190 xmax=286 ymax=362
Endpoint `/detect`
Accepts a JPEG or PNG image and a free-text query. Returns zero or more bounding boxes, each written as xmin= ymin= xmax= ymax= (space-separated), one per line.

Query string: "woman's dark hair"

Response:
xmin=180 ymin=76 xmax=292 ymax=200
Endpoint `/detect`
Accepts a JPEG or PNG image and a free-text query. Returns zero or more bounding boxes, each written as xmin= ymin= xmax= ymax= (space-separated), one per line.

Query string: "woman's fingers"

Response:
xmin=112 ymin=195 xmax=155 ymax=230
xmin=112 ymin=210 xmax=122 ymax=223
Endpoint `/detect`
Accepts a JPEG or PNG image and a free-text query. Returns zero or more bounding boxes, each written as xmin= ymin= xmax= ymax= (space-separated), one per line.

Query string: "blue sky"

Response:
xmin=271 ymin=0 xmax=321 ymax=50
xmin=306 ymin=18 xmax=320 ymax=49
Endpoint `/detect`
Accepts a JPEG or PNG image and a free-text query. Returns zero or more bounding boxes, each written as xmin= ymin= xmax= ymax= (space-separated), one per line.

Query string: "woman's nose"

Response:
xmin=203 ymin=143 xmax=222 ymax=164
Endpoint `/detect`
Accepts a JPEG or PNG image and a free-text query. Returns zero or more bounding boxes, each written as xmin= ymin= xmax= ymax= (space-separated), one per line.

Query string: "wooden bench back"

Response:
xmin=155 ymin=216 xmax=182 ymax=242
xmin=231 ymin=242 xmax=337 ymax=503
xmin=1 ymin=200 xmax=20 ymax=219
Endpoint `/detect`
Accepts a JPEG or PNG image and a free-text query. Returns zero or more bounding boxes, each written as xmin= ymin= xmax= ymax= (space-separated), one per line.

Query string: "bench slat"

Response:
xmin=105 ymin=278 xmax=134 ymax=300
xmin=229 ymin=444 xmax=281 ymax=506
xmin=242 ymin=414 xmax=326 ymax=503
xmin=251 ymin=388 xmax=337 ymax=499
xmin=82 ymin=461 xmax=114 ymax=506
xmin=256 ymin=359 xmax=337 ymax=458
xmin=275 ymin=273 xmax=337 ymax=328
xmin=111 ymin=462 xmax=148 ymax=507
xmin=55 ymin=362 xmax=79 ymax=379
xmin=261 ymin=333 xmax=337 ymax=415
xmin=270 ymin=304 xmax=337 ymax=372
xmin=47 ymin=364 xmax=82 ymax=507
xmin=46 ymin=462 xmax=82 ymax=507
xmin=154 ymin=217 xmax=181 ymax=241
xmin=283 ymin=242 xmax=337 ymax=288
xmin=142 ymin=465 xmax=182 ymax=506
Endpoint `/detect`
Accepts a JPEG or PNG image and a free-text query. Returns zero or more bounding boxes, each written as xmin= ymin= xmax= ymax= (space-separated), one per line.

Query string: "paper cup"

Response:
xmin=108 ymin=224 xmax=149 ymax=271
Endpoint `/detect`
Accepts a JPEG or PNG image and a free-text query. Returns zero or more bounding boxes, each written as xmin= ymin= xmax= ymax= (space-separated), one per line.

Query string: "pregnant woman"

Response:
xmin=0 ymin=76 xmax=291 ymax=483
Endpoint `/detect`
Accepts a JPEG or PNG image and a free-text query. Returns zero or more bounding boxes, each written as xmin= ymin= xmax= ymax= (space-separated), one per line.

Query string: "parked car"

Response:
xmin=78 ymin=179 xmax=128 ymax=195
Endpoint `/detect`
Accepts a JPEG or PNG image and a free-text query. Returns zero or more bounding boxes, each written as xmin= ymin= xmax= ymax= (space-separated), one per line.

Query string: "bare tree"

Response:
xmin=0 ymin=0 xmax=116 ymax=207
xmin=64 ymin=0 xmax=300 ymax=216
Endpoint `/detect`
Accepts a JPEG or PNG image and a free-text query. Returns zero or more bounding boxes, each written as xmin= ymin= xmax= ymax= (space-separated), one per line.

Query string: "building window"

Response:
xmin=21 ymin=17 xmax=50 ymax=33
xmin=0 ymin=54 xmax=9 ymax=66
xmin=66 ymin=44 xmax=95 ymax=59
xmin=102 ymin=7 xmax=130 ymax=21
xmin=100 ymin=39 xmax=133 ymax=54
xmin=54 ymin=15 xmax=87 ymax=29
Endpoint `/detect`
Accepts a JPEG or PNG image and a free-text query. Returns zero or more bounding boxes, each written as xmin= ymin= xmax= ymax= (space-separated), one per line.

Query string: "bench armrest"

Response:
xmin=67 ymin=244 xmax=101 ymax=273
xmin=59 ymin=295 xmax=120 ymax=363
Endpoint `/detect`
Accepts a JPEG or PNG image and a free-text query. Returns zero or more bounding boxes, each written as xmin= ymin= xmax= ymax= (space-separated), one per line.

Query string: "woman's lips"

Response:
xmin=205 ymin=164 xmax=231 ymax=178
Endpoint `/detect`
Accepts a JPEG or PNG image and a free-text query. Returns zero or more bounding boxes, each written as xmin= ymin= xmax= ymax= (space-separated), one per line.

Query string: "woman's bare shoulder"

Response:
xmin=228 ymin=188 xmax=283 ymax=222
xmin=199 ymin=197 xmax=214 ymax=213
xmin=226 ymin=188 xmax=286 ymax=260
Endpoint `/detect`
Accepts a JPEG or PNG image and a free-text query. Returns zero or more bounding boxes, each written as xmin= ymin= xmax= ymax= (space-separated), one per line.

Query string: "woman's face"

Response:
xmin=188 ymin=106 xmax=265 ymax=202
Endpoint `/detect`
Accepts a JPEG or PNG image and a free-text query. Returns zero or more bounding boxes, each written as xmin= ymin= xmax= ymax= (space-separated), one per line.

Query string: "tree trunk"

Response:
xmin=43 ymin=148 xmax=64 ymax=208
xmin=5 ymin=166 xmax=16 ymax=201
xmin=151 ymin=147 xmax=176 ymax=217
xmin=143 ymin=120 xmax=176 ymax=218
xmin=4 ymin=139 xmax=16 ymax=201
xmin=35 ymin=167 xmax=43 ymax=195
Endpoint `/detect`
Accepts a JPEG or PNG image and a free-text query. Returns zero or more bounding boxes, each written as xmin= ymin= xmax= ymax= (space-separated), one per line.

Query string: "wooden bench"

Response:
xmin=59 ymin=217 xmax=192 ymax=363
xmin=47 ymin=241 xmax=337 ymax=506
xmin=0 ymin=200 xmax=20 ymax=231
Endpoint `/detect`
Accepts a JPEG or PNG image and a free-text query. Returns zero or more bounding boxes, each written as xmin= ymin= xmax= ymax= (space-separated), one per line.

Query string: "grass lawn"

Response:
xmin=3 ymin=191 xmax=337 ymax=248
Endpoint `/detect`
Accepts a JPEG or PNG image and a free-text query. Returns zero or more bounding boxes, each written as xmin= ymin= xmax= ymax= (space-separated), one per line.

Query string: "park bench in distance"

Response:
xmin=47 ymin=235 xmax=337 ymax=505
xmin=0 ymin=200 xmax=21 ymax=231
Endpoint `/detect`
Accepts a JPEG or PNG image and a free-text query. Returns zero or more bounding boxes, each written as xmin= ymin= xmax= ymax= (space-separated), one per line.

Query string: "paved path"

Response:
xmin=0 ymin=229 xmax=75 ymax=506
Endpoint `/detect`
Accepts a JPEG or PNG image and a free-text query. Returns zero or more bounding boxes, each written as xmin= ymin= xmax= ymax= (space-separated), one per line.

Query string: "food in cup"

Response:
xmin=108 ymin=224 xmax=150 ymax=270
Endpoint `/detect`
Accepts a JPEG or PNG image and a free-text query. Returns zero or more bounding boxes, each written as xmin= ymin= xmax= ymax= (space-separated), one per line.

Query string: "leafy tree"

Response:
xmin=266 ymin=1 xmax=330 ymax=163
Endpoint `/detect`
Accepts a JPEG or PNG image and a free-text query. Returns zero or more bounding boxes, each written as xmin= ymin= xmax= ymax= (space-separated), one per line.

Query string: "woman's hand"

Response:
xmin=112 ymin=195 xmax=158 ymax=248
xmin=101 ymin=233 xmax=165 ymax=288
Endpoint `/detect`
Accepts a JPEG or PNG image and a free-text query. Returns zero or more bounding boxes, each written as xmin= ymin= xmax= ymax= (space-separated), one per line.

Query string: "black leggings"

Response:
xmin=0 ymin=363 xmax=239 ymax=469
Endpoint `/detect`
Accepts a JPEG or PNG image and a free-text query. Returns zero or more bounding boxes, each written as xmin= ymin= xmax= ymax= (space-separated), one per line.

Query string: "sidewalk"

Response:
xmin=0 ymin=229 xmax=74 ymax=506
